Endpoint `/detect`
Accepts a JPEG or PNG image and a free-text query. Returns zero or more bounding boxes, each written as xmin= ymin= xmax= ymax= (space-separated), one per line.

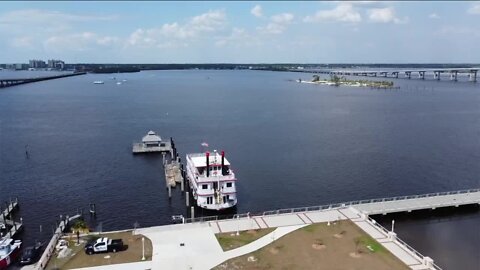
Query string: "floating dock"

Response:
xmin=165 ymin=160 xmax=183 ymax=188
xmin=132 ymin=131 xmax=173 ymax=154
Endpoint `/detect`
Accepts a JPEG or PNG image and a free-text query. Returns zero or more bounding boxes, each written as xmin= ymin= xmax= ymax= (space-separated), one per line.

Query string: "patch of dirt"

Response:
xmin=334 ymin=230 xmax=347 ymax=239
xmin=269 ymin=247 xmax=280 ymax=254
xmin=349 ymin=252 xmax=362 ymax=258
xmin=311 ymin=243 xmax=326 ymax=250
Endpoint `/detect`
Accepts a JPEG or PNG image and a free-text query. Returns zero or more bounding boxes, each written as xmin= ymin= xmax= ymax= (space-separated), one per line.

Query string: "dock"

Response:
xmin=132 ymin=131 xmax=173 ymax=154
xmin=165 ymin=161 xmax=183 ymax=188
xmin=162 ymin=138 xmax=186 ymax=198
xmin=0 ymin=72 xmax=86 ymax=88
xmin=0 ymin=197 xmax=23 ymax=240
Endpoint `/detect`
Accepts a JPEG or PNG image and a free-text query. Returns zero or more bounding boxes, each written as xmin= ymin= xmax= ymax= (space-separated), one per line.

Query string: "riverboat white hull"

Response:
xmin=186 ymin=150 xmax=238 ymax=210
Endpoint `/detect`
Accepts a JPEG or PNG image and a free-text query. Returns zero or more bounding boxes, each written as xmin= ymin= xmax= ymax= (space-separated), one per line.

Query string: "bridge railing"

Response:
xmin=182 ymin=188 xmax=480 ymax=224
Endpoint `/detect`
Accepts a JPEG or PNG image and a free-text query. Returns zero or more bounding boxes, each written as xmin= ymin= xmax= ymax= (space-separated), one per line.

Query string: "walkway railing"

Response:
xmin=183 ymin=188 xmax=480 ymax=224
xmin=365 ymin=216 xmax=443 ymax=270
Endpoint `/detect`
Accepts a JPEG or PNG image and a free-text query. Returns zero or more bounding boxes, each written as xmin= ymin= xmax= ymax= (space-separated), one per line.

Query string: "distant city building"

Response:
xmin=6 ymin=63 xmax=28 ymax=70
xmin=29 ymin=59 xmax=47 ymax=69
xmin=47 ymin=59 xmax=65 ymax=70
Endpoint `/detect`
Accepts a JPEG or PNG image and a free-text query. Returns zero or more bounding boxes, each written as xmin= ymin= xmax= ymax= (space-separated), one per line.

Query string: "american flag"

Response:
xmin=201 ymin=142 xmax=209 ymax=147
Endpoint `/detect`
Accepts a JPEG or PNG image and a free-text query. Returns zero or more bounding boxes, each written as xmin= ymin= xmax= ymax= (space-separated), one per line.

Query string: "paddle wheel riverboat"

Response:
xmin=186 ymin=150 xmax=238 ymax=210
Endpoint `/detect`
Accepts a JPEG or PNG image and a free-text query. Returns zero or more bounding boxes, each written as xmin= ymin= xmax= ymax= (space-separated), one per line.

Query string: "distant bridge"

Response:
xmin=0 ymin=72 xmax=86 ymax=88
xmin=301 ymin=68 xmax=479 ymax=82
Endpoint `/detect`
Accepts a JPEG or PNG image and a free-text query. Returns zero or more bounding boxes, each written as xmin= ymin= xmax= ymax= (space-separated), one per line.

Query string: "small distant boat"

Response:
xmin=93 ymin=81 xmax=104 ymax=84
xmin=122 ymin=79 xmax=127 ymax=82
xmin=116 ymin=82 xmax=122 ymax=85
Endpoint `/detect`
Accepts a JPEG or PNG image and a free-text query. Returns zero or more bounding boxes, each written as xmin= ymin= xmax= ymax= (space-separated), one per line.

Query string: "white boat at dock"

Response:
xmin=93 ymin=81 xmax=104 ymax=84
xmin=0 ymin=238 xmax=22 ymax=269
xmin=186 ymin=150 xmax=238 ymax=210
xmin=132 ymin=131 xmax=172 ymax=154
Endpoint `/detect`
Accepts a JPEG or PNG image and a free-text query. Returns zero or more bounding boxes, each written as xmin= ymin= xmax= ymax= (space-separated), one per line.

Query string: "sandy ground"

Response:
xmin=214 ymin=220 xmax=409 ymax=270
xmin=45 ymin=232 xmax=152 ymax=270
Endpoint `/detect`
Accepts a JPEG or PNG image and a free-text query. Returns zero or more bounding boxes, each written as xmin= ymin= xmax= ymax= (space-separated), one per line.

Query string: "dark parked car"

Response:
xmin=19 ymin=244 xmax=42 ymax=265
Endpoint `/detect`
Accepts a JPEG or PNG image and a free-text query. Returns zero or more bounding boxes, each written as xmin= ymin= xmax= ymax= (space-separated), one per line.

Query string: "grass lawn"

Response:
xmin=45 ymin=231 xmax=152 ymax=270
xmin=216 ymin=228 xmax=275 ymax=251
xmin=214 ymin=220 xmax=410 ymax=270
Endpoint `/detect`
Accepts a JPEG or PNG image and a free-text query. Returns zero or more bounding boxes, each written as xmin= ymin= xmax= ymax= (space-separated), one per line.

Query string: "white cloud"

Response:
xmin=429 ymin=13 xmax=440 ymax=19
xmin=304 ymin=4 xmax=361 ymax=23
xmin=251 ymin=5 xmax=263 ymax=18
xmin=9 ymin=36 xmax=34 ymax=49
xmin=368 ymin=7 xmax=408 ymax=24
xmin=43 ymin=32 xmax=119 ymax=52
xmin=271 ymin=13 xmax=294 ymax=24
xmin=126 ymin=10 xmax=226 ymax=48
xmin=257 ymin=13 xmax=294 ymax=34
xmin=0 ymin=9 xmax=117 ymax=26
xmin=467 ymin=3 xmax=480 ymax=14
xmin=436 ymin=26 xmax=480 ymax=37
xmin=215 ymin=28 xmax=260 ymax=47
xmin=190 ymin=10 xmax=226 ymax=32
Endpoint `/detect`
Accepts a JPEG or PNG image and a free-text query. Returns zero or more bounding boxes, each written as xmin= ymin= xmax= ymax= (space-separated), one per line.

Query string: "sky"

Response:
xmin=1 ymin=1 xmax=480 ymax=63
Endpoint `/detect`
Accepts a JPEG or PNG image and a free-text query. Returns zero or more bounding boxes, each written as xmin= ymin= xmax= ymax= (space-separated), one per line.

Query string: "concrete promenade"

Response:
xmin=72 ymin=206 xmax=442 ymax=270
xmin=354 ymin=189 xmax=480 ymax=215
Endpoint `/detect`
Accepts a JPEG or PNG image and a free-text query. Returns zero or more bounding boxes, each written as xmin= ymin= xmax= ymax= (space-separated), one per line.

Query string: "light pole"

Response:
xmin=236 ymin=215 xmax=240 ymax=236
xmin=142 ymin=237 xmax=145 ymax=261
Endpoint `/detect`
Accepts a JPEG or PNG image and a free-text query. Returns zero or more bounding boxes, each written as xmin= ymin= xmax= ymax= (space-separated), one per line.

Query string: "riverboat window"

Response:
xmin=226 ymin=182 xmax=232 ymax=188
xmin=207 ymin=197 xmax=212 ymax=204
xmin=202 ymin=184 xmax=208 ymax=189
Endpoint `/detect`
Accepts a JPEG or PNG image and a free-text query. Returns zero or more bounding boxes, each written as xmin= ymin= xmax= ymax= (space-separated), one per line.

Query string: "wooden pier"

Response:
xmin=0 ymin=197 xmax=23 ymax=239
xmin=133 ymin=141 xmax=172 ymax=153
xmin=165 ymin=160 xmax=183 ymax=188
xmin=163 ymin=138 xmax=186 ymax=198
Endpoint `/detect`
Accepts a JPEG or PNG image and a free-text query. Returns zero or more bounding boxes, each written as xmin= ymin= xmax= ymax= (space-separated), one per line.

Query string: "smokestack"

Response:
xmin=221 ymin=151 xmax=225 ymax=176
xmin=206 ymin=151 xmax=210 ymax=177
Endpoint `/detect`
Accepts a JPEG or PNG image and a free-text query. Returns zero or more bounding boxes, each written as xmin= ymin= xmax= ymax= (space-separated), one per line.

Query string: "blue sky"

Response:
xmin=1 ymin=1 xmax=479 ymax=63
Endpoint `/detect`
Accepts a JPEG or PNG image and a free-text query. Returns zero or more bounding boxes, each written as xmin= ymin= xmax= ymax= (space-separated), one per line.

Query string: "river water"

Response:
xmin=0 ymin=69 xmax=479 ymax=269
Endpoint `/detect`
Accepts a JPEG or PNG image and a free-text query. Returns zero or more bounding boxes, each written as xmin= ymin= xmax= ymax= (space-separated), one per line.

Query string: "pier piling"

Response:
xmin=190 ymin=206 xmax=195 ymax=219
xmin=186 ymin=192 xmax=190 ymax=206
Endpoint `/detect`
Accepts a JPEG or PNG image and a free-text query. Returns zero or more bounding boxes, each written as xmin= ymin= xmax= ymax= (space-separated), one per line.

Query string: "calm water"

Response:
xmin=0 ymin=69 xmax=479 ymax=269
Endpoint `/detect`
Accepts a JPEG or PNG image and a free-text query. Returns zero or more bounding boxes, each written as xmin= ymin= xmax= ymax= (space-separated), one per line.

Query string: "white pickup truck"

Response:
xmin=84 ymin=237 xmax=124 ymax=255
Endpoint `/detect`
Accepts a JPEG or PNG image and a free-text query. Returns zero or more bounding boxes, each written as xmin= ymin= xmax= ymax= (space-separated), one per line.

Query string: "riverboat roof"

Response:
xmin=188 ymin=152 xmax=231 ymax=167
